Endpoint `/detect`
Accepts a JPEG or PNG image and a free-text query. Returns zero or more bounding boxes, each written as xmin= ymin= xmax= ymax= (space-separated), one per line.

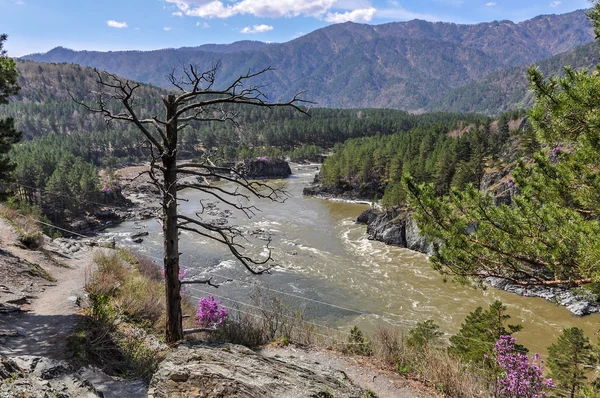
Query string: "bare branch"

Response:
xmin=178 ymin=215 xmax=273 ymax=274
xmin=181 ymin=277 xmax=226 ymax=287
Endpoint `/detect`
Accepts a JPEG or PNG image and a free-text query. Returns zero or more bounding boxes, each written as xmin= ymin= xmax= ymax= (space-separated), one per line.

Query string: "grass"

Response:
xmin=0 ymin=204 xmax=45 ymax=249
xmin=75 ymin=249 xmax=488 ymax=396
xmin=71 ymin=250 xmax=171 ymax=383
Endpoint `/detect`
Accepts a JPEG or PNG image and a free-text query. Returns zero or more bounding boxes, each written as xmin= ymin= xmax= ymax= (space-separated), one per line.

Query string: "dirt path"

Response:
xmin=0 ymin=216 xmax=99 ymax=359
xmin=0 ymin=218 xmax=148 ymax=397
xmin=259 ymin=345 xmax=438 ymax=398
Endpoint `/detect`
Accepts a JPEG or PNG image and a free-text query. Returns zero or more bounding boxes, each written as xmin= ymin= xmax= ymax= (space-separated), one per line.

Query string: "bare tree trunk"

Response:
xmin=163 ymin=95 xmax=183 ymax=343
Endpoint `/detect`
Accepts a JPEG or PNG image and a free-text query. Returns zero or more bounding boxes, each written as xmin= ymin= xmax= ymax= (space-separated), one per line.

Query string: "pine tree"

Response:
xmin=547 ymin=328 xmax=597 ymax=398
xmin=0 ymin=34 xmax=21 ymax=185
xmin=405 ymin=2 xmax=600 ymax=289
xmin=449 ymin=300 xmax=526 ymax=365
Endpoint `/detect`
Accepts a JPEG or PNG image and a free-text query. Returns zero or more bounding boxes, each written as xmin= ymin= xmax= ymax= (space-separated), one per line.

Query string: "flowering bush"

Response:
xmin=195 ymin=296 xmax=228 ymax=328
xmin=493 ymin=335 xmax=553 ymax=398
xmin=550 ymin=145 xmax=563 ymax=164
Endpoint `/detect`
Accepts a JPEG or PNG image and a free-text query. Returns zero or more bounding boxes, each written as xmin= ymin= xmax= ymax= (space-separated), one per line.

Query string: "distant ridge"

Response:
xmin=22 ymin=9 xmax=594 ymax=111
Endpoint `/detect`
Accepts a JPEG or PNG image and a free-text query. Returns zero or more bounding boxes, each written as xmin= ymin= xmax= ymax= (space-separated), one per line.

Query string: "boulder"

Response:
xmin=238 ymin=158 xmax=292 ymax=179
xmin=148 ymin=343 xmax=364 ymax=398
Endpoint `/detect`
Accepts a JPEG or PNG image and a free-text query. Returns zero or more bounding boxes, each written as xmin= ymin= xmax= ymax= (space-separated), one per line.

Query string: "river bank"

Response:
xmin=303 ymin=177 xmax=600 ymax=316
xmin=0 ymin=210 xmax=439 ymax=398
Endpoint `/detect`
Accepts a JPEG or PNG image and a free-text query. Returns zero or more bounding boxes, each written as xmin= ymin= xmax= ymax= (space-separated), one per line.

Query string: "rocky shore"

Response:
xmin=303 ymin=172 xmax=600 ymax=316
xmin=354 ymin=208 xmax=600 ymax=316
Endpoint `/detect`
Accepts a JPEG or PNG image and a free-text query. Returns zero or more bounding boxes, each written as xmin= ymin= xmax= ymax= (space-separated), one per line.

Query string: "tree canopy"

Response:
xmin=406 ymin=1 xmax=600 ymax=288
xmin=0 ymin=34 xmax=21 ymax=185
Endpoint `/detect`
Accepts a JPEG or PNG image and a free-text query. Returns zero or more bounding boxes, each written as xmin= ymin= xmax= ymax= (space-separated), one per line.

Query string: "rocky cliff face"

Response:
xmin=356 ymin=208 xmax=433 ymax=255
xmin=238 ymin=158 xmax=292 ymax=179
xmin=356 ymin=208 xmax=600 ymax=316
xmin=148 ymin=343 xmax=364 ymax=398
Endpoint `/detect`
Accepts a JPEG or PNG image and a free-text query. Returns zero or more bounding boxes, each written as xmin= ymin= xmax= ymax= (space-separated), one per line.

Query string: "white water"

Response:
xmin=104 ymin=164 xmax=600 ymax=355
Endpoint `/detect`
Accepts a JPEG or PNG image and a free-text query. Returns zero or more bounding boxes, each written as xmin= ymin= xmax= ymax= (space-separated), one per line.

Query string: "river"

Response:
xmin=104 ymin=164 xmax=600 ymax=355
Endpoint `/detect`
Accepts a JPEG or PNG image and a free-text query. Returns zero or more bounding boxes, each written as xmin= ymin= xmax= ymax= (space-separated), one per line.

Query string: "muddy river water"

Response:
xmin=105 ymin=164 xmax=600 ymax=355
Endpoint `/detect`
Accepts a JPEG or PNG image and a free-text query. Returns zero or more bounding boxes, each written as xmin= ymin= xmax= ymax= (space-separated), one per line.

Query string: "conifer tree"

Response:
xmin=547 ymin=328 xmax=597 ymax=398
xmin=0 ymin=34 xmax=21 ymax=184
xmin=449 ymin=300 xmax=525 ymax=365
xmin=405 ymin=1 xmax=600 ymax=289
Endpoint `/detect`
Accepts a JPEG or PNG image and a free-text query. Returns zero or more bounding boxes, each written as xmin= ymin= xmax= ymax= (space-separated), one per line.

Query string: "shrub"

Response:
xmin=492 ymin=335 xmax=553 ymax=398
xmin=407 ymin=319 xmax=443 ymax=350
xmin=344 ymin=326 xmax=373 ymax=356
xmin=195 ymin=296 xmax=228 ymax=328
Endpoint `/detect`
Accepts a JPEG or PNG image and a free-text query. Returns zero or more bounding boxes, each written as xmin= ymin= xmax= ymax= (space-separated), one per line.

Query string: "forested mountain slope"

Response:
xmin=22 ymin=10 xmax=593 ymax=111
xmin=7 ymin=61 xmax=170 ymax=139
xmin=427 ymin=41 xmax=600 ymax=114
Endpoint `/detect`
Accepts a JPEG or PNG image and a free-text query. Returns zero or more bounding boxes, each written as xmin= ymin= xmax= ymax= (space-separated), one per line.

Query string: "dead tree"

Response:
xmin=74 ymin=64 xmax=309 ymax=342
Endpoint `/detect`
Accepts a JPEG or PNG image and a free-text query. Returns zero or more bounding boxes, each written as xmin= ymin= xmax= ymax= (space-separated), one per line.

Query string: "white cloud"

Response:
xmin=550 ymin=0 xmax=561 ymax=7
xmin=196 ymin=21 xmax=211 ymax=28
xmin=241 ymin=24 xmax=274 ymax=33
xmin=485 ymin=2 xmax=496 ymax=6
xmin=164 ymin=26 xmax=172 ymax=31
xmin=107 ymin=20 xmax=128 ymax=28
xmin=173 ymin=11 xmax=183 ymax=16
xmin=165 ymin=0 xmax=339 ymax=19
xmin=325 ymin=7 xmax=376 ymax=23
xmin=135 ymin=27 xmax=141 ymax=30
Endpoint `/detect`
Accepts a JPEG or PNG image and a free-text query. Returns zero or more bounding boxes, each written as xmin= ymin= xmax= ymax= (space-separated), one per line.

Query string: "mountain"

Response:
xmin=427 ymin=41 xmax=600 ymax=115
xmin=22 ymin=10 xmax=594 ymax=111
xmin=4 ymin=60 xmax=169 ymax=139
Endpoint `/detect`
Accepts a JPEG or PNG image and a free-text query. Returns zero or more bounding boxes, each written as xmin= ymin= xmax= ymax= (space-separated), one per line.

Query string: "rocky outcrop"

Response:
xmin=357 ymin=208 xmax=433 ymax=255
xmin=0 ymin=356 xmax=148 ymax=398
xmin=485 ymin=277 xmax=600 ymax=316
xmin=356 ymin=209 xmax=600 ymax=315
xmin=0 ymin=356 xmax=101 ymax=398
xmin=148 ymin=343 xmax=364 ymax=398
xmin=238 ymin=158 xmax=292 ymax=179
xmin=303 ymin=175 xmax=381 ymax=202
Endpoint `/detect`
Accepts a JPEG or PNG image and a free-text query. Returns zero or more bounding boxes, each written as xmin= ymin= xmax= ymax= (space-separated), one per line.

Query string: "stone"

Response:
xmin=149 ymin=344 xmax=364 ymax=398
xmin=131 ymin=231 xmax=149 ymax=239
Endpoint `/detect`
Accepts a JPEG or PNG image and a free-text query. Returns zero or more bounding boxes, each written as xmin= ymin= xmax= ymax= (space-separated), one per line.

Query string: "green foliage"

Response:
xmin=547 ymin=328 xmax=598 ymax=398
xmin=449 ymin=301 xmax=525 ymax=365
xmin=320 ymin=112 xmax=523 ymax=203
xmin=288 ymin=144 xmax=323 ymax=163
xmin=345 ymin=326 xmax=373 ymax=356
xmin=406 ymin=2 xmax=600 ymax=289
xmin=0 ymin=35 xmax=21 ymax=187
xmin=407 ymin=319 xmax=443 ymax=350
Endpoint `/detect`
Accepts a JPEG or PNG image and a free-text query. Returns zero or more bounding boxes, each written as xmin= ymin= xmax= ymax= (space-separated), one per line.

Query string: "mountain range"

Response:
xmin=21 ymin=9 xmax=596 ymax=114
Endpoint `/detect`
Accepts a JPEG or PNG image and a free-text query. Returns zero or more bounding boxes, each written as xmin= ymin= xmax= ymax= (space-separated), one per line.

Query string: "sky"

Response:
xmin=0 ymin=0 xmax=592 ymax=57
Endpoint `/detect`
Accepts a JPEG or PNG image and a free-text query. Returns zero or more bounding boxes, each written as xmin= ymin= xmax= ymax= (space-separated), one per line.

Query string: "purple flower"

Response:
xmin=195 ymin=296 xmax=228 ymax=328
xmin=550 ymin=146 xmax=563 ymax=164
xmin=493 ymin=335 xmax=553 ymax=397
xmin=257 ymin=156 xmax=269 ymax=162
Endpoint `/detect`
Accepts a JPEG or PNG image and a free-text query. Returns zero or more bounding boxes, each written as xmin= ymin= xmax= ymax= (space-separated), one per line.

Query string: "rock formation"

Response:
xmin=238 ymin=158 xmax=292 ymax=179
xmin=148 ymin=343 xmax=364 ymax=398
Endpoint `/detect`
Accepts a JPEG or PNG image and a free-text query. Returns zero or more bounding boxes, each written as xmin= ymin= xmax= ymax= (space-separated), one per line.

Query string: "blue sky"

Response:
xmin=0 ymin=0 xmax=592 ymax=57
